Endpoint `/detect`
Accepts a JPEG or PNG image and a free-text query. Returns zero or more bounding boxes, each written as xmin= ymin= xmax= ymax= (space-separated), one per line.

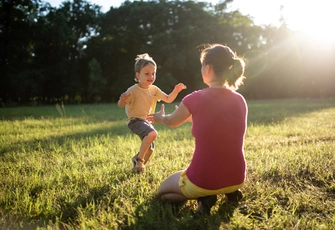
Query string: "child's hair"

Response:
xmin=134 ymin=53 xmax=156 ymax=82
xmin=200 ymin=44 xmax=245 ymax=90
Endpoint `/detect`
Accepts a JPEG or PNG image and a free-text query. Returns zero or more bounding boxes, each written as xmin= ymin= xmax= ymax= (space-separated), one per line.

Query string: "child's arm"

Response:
xmin=162 ymin=83 xmax=186 ymax=103
xmin=118 ymin=92 xmax=131 ymax=108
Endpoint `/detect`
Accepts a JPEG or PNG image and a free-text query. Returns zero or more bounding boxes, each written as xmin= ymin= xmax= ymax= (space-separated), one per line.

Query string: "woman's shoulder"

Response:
xmin=188 ymin=89 xmax=203 ymax=96
xmin=182 ymin=90 xmax=203 ymax=103
xmin=231 ymin=90 xmax=246 ymax=100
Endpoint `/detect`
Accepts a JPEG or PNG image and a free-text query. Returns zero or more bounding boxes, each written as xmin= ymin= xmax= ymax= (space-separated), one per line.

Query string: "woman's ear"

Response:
xmin=204 ymin=64 xmax=211 ymax=75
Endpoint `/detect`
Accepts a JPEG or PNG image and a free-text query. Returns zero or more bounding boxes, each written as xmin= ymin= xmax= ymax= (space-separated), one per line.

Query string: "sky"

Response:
xmin=47 ymin=0 xmax=335 ymax=42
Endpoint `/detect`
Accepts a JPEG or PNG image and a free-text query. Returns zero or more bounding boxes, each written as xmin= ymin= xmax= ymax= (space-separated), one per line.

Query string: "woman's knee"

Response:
xmin=159 ymin=193 xmax=188 ymax=203
xmin=159 ymin=194 xmax=169 ymax=201
xmin=157 ymin=184 xmax=165 ymax=196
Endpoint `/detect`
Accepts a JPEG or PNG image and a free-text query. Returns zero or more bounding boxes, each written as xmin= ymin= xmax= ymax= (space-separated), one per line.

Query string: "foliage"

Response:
xmin=1 ymin=0 xmax=335 ymax=105
xmin=0 ymin=99 xmax=334 ymax=229
xmin=88 ymin=58 xmax=106 ymax=102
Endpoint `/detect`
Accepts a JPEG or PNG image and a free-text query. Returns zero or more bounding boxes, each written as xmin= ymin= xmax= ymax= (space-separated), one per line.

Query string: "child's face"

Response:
xmin=136 ymin=63 xmax=156 ymax=89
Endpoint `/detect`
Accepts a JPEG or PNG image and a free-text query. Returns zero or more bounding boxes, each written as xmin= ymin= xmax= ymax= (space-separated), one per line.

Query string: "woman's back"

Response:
xmin=183 ymin=87 xmax=247 ymax=190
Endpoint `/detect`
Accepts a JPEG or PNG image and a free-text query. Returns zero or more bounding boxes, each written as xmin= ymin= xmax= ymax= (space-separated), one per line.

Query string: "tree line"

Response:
xmin=1 ymin=0 xmax=334 ymax=106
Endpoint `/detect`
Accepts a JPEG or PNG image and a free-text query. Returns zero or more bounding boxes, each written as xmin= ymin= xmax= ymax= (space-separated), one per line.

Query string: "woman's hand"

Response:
xmin=147 ymin=104 xmax=165 ymax=124
xmin=147 ymin=102 xmax=192 ymax=128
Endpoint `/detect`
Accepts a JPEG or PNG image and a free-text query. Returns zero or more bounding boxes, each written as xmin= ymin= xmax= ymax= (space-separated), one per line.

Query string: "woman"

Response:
xmin=147 ymin=44 xmax=247 ymax=214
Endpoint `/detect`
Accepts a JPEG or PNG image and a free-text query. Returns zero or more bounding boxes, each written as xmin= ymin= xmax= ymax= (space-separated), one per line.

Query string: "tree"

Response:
xmin=32 ymin=0 xmax=102 ymax=102
xmin=0 ymin=0 xmax=45 ymax=103
xmin=87 ymin=58 xmax=106 ymax=102
xmin=2 ymin=0 xmax=334 ymax=104
xmin=89 ymin=0 xmax=253 ymax=100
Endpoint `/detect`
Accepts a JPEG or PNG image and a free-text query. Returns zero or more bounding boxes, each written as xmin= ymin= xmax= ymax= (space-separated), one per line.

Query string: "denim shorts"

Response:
xmin=128 ymin=118 xmax=155 ymax=150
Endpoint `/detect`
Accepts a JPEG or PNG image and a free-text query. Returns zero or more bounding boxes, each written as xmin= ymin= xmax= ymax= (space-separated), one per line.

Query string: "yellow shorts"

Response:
xmin=178 ymin=171 xmax=244 ymax=199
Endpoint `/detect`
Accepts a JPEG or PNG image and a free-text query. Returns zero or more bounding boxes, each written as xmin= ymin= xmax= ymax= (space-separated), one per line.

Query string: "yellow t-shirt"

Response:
xmin=124 ymin=84 xmax=166 ymax=121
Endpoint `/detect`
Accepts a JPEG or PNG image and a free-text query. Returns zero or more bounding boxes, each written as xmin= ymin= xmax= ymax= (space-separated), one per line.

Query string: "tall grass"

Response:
xmin=0 ymin=99 xmax=334 ymax=229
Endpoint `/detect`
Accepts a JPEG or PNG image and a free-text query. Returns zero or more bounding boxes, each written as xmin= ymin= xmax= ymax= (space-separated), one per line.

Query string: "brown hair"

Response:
xmin=134 ymin=53 xmax=156 ymax=82
xmin=200 ymin=44 xmax=245 ymax=90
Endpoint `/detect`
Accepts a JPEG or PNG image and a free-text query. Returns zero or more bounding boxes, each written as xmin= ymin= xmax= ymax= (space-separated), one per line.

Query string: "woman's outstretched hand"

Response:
xmin=147 ymin=104 xmax=165 ymax=124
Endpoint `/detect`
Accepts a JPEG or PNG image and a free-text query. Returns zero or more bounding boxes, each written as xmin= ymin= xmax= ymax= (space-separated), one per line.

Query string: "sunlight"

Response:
xmin=284 ymin=1 xmax=335 ymax=42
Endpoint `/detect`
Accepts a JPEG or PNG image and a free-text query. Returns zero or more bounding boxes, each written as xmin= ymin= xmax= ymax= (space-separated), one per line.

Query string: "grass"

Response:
xmin=0 ymin=99 xmax=334 ymax=229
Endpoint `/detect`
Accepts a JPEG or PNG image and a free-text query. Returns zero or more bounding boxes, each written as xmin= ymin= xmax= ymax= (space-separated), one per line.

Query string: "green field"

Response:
xmin=0 ymin=99 xmax=334 ymax=229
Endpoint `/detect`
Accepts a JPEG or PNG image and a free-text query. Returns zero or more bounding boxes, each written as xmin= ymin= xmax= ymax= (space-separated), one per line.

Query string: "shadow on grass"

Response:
xmin=151 ymin=99 xmax=335 ymax=134
xmin=0 ymin=121 xmax=129 ymax=156
xmin=1 ymin=98 xmax=335 ymax=157
xmin=246 ymin=98 xmax=335 ymax=125
xmin=55 ymin=185 xmax=112 ymax=223
xmin=0 ymin=103 xmax=125 ymax=121
xmin=124 ymin=195 xmax=243 ymax=230
xmin=0 ymin=185 xmax=112 ymax=230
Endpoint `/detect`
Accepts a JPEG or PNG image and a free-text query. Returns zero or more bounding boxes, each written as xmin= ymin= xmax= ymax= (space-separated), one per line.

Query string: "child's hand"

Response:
xmin=174 ymin=83 xmax=187 ymax=93
xmin=119 ymin=92 xmax=131 ymax=102
xmin=118 ymin=92 xmax=131 ymax=108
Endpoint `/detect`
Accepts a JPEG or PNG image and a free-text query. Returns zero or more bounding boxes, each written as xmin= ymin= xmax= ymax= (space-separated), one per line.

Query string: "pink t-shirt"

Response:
xmin=183 ymin=88 xmax=247 ymax=190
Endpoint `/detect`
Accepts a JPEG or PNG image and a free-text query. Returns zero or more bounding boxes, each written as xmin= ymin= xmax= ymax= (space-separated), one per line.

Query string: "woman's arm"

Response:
xmin=147 ymin=102 xmax=192 ymax=128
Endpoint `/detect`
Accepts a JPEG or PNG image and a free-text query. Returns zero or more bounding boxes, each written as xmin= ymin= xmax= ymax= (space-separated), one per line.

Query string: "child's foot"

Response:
xmin=134 ymin=157 xmax=145 ymax=173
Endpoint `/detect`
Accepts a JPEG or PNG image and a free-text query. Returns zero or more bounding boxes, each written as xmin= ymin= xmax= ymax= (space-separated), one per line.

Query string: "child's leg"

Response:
xmin=144 ymin=149 xmax=153 ymax=164
xmin=143 ymin=140 xmax=154 ymax=163
xmin=137 ymin=130 xmax=157 ymax=166
xmin=128 ymin=119 xmax=157 ymax=172
xmin=131 ymin=147 xmax=153 ymax=168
